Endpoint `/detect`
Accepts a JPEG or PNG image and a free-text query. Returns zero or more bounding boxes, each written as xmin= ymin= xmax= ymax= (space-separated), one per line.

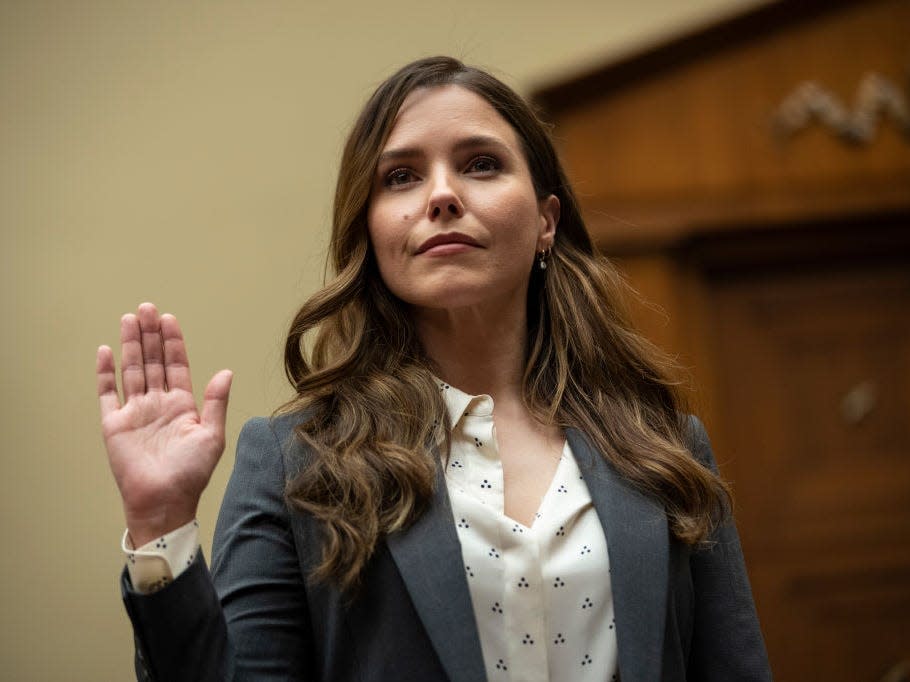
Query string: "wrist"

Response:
xmin=124 ymin=507 xmax=196 ymax=548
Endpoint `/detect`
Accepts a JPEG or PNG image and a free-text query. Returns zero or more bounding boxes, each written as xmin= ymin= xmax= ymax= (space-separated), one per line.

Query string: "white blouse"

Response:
xmin=440 ymin=381 xmax=618 ymax=682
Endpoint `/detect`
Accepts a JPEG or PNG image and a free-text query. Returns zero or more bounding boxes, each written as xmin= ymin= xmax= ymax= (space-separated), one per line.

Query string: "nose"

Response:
xmin=426 ymin=169 xmax=465 ymax=220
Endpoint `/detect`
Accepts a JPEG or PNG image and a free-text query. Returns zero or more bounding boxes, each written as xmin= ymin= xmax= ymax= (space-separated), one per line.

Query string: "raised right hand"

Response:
xmin=97 ymin=302 xmax=233 ymax=547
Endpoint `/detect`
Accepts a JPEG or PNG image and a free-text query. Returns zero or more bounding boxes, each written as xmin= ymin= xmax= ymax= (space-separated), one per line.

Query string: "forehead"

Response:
xmin=382 ymin=84 xmax=520 ymax=150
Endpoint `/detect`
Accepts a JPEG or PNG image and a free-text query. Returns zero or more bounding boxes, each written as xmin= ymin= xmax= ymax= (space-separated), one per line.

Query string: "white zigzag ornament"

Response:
xmin=773 ymin=72 xmax=910 ymax=145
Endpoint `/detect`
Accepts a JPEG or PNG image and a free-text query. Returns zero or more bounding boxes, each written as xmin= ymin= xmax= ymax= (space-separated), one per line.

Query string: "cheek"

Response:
xmin=477 ymin=191 xmax=542 ymax=248
xmin=367 ymin=211 xmax=411 ymax=285
xmin=368 ymin=197 xmax=415 ymax=247
xmin=367 ymin=203 xmax=393 ymax=249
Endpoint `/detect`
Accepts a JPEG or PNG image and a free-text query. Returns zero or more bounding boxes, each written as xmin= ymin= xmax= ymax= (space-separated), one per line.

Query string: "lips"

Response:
xmin=415 ymin=232 xmax=482 ymax=255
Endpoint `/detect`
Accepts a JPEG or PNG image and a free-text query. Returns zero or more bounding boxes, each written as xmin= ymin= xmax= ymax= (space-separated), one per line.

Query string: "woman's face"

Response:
xmin=367 ymin=85 xmax=558 ymax=313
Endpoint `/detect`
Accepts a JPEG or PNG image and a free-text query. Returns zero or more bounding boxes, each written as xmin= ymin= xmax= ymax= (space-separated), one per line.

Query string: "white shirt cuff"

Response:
xmin=122 ymin=519 xmax=200 ymax=594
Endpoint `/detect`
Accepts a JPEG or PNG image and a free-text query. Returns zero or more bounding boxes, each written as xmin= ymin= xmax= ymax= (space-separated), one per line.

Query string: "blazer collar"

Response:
xmin=386 ymin=456 xmax=487 ymax=682
xmin=567 ymin=427 xmax=669 ymax=682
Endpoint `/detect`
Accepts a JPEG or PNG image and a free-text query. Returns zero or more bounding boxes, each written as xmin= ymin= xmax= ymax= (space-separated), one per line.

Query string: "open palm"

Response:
xmin=97 ymin=303 xmax=232 ymax=547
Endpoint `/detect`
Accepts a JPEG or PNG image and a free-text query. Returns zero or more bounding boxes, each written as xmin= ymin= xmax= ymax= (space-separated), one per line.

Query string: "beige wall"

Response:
xmin=0 ymin=1 xmax=763 ymax=678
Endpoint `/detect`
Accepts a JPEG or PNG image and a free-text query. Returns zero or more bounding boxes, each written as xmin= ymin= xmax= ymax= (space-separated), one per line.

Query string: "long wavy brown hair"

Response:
xmin=282 ymin=56 xmax=731 ymax=591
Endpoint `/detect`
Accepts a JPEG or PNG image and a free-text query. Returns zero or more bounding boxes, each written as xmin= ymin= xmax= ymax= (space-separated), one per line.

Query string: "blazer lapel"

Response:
xmin=386 ymin=459 xmax=487 ymax=682
xmin=567 ymin=428 xmax=669 ymax=682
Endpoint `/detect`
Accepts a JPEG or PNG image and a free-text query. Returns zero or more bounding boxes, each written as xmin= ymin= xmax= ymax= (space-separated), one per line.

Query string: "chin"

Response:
xmin=401 ymin=279 xmax=526 ymax=314
xmin=406 ymin=291 xmax=486 ymax=312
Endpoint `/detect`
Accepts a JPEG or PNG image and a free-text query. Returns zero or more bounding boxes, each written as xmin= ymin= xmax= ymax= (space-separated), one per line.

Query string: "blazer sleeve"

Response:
xmin=120 ymin=417 xmax=315 ymax=681
xmin=685 ymin=415 xmax=772 ymax=681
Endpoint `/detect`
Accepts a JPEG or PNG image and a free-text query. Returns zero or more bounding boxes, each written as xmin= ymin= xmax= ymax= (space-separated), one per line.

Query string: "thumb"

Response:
xmin=201 ymin=369 xmax=233 ymax=436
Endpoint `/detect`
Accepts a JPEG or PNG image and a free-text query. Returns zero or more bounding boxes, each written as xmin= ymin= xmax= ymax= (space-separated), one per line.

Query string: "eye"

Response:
xmin=384 ymin=167 xmax=418 ymax=188
xmin=465 ymin=155 xmax=500 ymax=175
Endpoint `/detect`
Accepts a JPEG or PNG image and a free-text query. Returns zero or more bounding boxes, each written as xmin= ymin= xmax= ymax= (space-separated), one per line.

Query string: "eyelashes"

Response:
xmin=382 ymin=155 xmax=502 ymax=188
xmin=464 ymin=155 xmax=500 ymax=174
xmin=385 ymin=168 xmax=416 ymax=187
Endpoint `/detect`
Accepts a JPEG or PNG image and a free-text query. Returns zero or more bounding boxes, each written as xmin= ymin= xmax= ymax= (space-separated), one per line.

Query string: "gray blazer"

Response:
xmin=121 ymin=413 xmax=771 ymax=681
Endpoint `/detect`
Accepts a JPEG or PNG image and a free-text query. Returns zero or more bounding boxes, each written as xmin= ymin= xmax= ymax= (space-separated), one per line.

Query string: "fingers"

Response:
xmin=96 ymin=345 xmax=122 ymax=418
xmin=137 ymin=302 xmax=166 ymax=391
xmin=119 ymin=313 xmax=146 ymax=399
xmin=115 ymin=303 xmax=209 ymax=402
xmin=161 ymin=313 xmax=193 ymax=393
xmin=201 ymin=370 xmax=233 ymax=440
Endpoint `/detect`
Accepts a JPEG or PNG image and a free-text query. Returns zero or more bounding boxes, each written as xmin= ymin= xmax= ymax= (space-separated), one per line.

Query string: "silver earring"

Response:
xmin=537 ymin=248 xmax=551 ymax=270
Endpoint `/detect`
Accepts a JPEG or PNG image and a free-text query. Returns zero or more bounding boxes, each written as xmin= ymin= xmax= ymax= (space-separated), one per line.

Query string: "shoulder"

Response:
xmin=240 ymin=411 xmax=308 ymax=444
xmin=235 ymin=411 xmax=314 ymax=475
xmin=684 ymin=414 xmax=719 ymax=474
xmin=684 ymin=414 xmax=708 ymax=448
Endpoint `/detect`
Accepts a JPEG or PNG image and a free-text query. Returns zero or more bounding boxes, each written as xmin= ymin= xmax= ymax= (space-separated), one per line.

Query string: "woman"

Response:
xmin=97 ymin=56 xmax=770 ymax=681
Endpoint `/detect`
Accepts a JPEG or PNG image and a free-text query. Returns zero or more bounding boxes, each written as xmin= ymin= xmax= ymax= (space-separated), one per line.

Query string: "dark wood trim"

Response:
xmin=681 ymin=211 xmax=910 ymax=276
xmin=531 ymin=0 xmax=862 ymax=115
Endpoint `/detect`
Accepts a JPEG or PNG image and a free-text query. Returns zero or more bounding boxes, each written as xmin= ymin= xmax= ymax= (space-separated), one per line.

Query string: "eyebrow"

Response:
xmin=377 ymin=134 xmax=511 ymax=166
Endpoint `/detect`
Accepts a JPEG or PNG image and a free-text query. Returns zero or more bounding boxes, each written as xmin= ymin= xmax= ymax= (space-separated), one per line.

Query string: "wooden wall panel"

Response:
xmin=708 ymin=261 xmax=910 ymax=681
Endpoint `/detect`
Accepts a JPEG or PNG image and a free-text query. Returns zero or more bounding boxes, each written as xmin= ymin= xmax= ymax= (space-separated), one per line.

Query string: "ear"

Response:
xmin=536 ymin=194 xmax=560 ymax=251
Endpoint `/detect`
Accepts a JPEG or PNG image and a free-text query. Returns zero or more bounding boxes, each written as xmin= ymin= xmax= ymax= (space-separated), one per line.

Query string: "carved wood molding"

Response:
xmin=773 ymin=71 xmax=910 ymax=145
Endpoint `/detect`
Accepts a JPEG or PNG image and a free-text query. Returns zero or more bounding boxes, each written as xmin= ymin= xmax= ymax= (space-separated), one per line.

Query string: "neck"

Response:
xmin=413 ymin=298 xmax=528 ymax=403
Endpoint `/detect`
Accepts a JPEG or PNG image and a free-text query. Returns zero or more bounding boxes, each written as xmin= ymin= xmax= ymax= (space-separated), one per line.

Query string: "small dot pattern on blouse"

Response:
xmin=440 ymin=380 xmax=618 ymax=681
xmin=122 ymin=519 xmax=200 ymax=594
